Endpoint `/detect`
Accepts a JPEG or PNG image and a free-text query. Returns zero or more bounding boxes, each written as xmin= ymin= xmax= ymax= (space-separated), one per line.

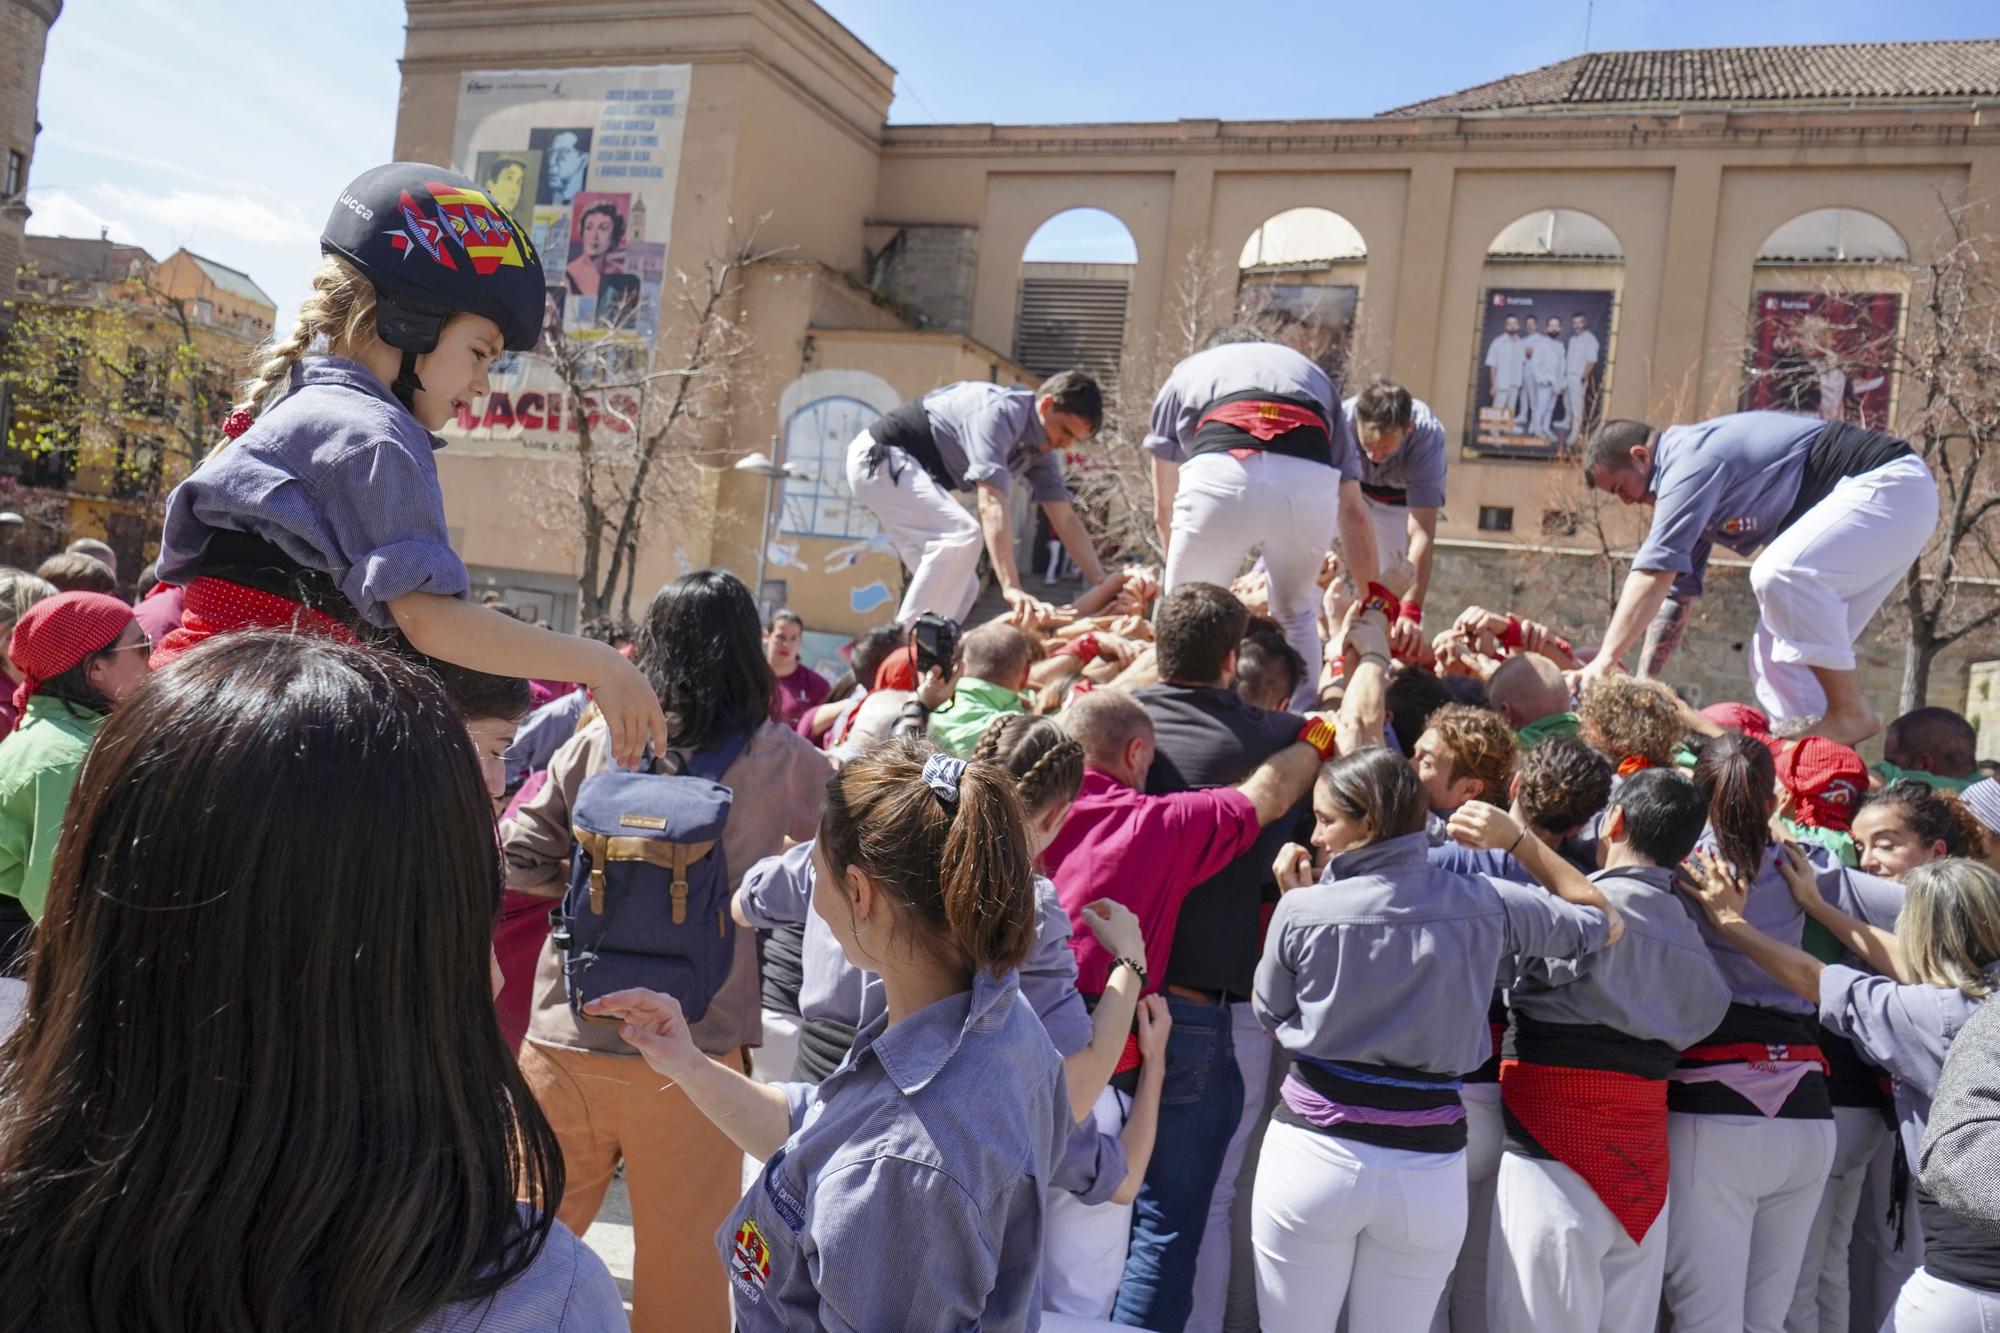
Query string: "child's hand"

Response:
xmin=589 ymin=646 xmax=671 ymax=769
xmin=1135 ymin=994 xmax=1171 ymax=1065
xmin=584 ymin=987 xmax=701 ymax=1079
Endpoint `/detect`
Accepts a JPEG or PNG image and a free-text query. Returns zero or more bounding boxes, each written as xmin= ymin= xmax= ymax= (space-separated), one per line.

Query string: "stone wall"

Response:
xmin=0 ymin=0 xmax=63 ymax=331
xmin=1427 ymin=537 xmax=1990 ymax=756
xmin=863 ymin=223 xmax=977 ymax=331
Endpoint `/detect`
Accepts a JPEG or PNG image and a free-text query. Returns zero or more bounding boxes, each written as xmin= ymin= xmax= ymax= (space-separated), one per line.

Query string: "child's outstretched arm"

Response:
xmin=391 ymin=591 xmax=669 ymax=767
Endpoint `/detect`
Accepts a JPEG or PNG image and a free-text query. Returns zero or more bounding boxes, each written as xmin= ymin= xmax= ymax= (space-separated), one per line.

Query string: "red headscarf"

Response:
xmin=1777 ymin=736 xmax=1869 ymax=832
xmin=8 ymin=591 xmax=135 ymax=713
xmin=1701 ymin=701 xmax=1772 ymax=741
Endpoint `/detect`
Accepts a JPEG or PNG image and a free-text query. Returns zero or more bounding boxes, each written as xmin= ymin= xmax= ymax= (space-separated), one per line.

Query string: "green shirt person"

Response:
xmin=926 ymin=623 xmax=1035 ymax=758
xmin=0 ymin=592 xmax=153 ymax=920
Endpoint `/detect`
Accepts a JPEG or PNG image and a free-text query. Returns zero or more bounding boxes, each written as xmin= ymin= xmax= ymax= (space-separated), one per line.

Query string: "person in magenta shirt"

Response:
xmin=765 ymin=608 xmax=830 ymax=727
xmin=1046 ymin=687 xmax=1327 ymax=997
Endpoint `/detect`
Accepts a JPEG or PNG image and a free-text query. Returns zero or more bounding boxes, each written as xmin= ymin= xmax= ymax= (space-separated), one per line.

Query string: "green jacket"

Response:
xmin=930 ymin=677 xmax=1027 ymax=757
xmin=1873 ymin=761 xmax=1980 ymax=794
xmin=1514 ymin=712 xmax=1581 ymax=749
xmin=0 ymin=696 xmax=106 ymax=920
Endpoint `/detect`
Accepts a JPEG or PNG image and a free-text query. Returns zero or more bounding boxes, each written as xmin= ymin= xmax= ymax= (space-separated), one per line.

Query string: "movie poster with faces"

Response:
xmin=1464 ymin=287 xmax=1615 ymax=459
xmin=448 ymin=65 xmax=692 ymax=452
xmin=1238 ymin=280 xmax=1359 ymax=385
xmin=1743 ymin=291 xmax=1902 ymax=430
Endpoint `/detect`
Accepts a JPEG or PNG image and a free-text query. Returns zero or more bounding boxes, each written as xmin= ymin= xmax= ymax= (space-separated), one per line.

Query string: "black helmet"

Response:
xmin=320 ymin=162 xmax=546 ymax=407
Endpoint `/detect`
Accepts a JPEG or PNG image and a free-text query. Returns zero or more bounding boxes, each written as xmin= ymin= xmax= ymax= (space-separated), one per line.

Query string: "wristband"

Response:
xmin=1361 ymin=581 xmax=1399 ymax=621
xmin=1358 ymin=651 xmax=1391 ymax=671
xmin=1508 ymin=827 xmax=1528 ymax=857
xmin=1398 ymin=601 xmax=1423 ymax=626
xmin=1112 ymin=955 xmax=1148 ymax=988
xmin=1298 ymin=715 xmax=1338 ymax=762
xmin=1500 ymin=615 xmax=1524 ymax=651
xmin=1065 ymin=632 xmax=1101 ymax=662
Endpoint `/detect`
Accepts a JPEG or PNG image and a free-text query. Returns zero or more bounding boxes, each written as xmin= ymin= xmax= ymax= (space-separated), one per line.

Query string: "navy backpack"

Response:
xmin=555 ymin=731 xmax=750 ymax=1024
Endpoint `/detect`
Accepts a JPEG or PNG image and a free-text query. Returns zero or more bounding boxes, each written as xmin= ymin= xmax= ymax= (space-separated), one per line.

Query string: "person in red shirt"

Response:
xmin=1046 ymin=687 xmax=1329 ymax=1001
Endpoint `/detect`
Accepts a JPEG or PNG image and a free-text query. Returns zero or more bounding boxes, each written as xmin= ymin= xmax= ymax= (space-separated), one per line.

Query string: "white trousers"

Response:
xmin=1883 ymin=1266 xmax=2000 ymax=1332
xmin=1747 ymin=454 xmax=1938 ymax=721
xmin=1663 ymin=1112 xmax=1838 ymax=1333
xmin=1364 ymin=498 xmax=1417 ymax=597
xmin=1787 ymin=1104 xmax=1886 ymax=1333
xmin=1190 ymin=1002 xmax=1276 ymax=1332
xmin=1163 ymin=451 xmax=1344 ymax=708
xmin=1043 ymin=1086 xmax=1134 ymax=1322
xmin=1562 ymin=378 xmax=1590 ymax=442
xmin=1491 ymin=383 xmax=1523 ymax=426
xmin=1431 ymin=1082 xmax=1503 ymax=1332
xmin=1253 ymin=1120 xmax=1467 ymax=1333
xmin=845 ymin=430 xmax=985 ymax=623
xmin=1528 ymin=380 xmax=1560 ymax=438
xmin=1486 ymin=1151 xmax=1669 ymax=1333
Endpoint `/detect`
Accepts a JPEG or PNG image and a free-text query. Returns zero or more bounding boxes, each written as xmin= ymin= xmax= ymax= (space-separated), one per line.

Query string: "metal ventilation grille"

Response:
xmin=1014 ymin=276 xmax=1129 ymax=377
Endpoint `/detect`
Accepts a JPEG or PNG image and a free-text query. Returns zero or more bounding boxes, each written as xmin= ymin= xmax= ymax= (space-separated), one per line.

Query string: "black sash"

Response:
xmin=1919 ymin=1184 xmax=2000 ymax=1294
xmin=1361 ymin=481 xmax=1409 ymax=507
xmin=1187 ymin=388 xmax=1335 ymax=468
xmin=187 ymin=529 xmax=350 ymax=623
xmin=791 ymin=1014 xmax=859 ymax=1084
xmin=862 ymin=397 xmax=956 ymax=491
xmin=1777 ymin=421 xmax=1914 ymax=537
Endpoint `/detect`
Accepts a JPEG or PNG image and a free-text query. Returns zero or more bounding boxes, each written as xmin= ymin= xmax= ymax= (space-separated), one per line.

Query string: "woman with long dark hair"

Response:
xmin=0 ymin=632 xmax=616 ymax=1331
xmin=503 ymin=568 xmax=833 ymax=1333
xmin=1664 ymin=732 xmax=1848 ymax=1332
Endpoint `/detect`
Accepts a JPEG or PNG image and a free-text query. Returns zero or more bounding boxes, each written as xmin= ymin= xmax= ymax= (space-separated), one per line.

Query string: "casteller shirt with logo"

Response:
xmin=1631 ymin=411 xmax=1826 ymax=597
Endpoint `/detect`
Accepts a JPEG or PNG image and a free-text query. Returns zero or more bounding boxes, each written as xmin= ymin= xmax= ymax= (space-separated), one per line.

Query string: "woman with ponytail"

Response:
xmin=590 ymin=737 xmax=1072 ymax=1330
xmin=1661 ymin=732 xmax=1877 ymax=1332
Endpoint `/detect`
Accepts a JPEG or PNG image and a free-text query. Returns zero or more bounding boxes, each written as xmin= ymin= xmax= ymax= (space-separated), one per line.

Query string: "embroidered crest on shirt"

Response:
xmin=1719 ymin=515 xmax=1758 ymax=537
xmin=730 ymin=1219 xmax=772 ymax=1303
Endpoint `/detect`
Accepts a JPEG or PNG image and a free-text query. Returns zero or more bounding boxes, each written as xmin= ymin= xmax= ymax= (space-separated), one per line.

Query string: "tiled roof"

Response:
xmin=19 ymin=234 xmax=157 ymax=285
xmin=1380 ymin=40 xmax=2000 ymax=117
xmin=184 ymin=251 xmax=277 ymax=311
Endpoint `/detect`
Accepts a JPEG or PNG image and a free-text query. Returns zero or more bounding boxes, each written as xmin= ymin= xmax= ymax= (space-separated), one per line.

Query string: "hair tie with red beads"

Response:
xmin=222 ymin=410 xmax=255 ymax=441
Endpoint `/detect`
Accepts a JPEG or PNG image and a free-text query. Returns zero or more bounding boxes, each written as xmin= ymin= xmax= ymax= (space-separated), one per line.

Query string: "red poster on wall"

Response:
xmin=1743 ymin=291 xmax=1901 ymax=430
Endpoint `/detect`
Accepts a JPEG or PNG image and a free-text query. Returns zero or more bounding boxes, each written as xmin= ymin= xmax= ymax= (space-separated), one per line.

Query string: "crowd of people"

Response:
xmin=1 ymin=159 xmax=1998 ymax=1333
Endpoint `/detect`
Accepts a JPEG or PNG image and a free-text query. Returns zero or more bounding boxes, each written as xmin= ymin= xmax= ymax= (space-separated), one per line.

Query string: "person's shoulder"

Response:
xmin=415 ymin=1216 xmax=624 ymax=1332
xmin=750 ymin=718 xmax=833 ymax=769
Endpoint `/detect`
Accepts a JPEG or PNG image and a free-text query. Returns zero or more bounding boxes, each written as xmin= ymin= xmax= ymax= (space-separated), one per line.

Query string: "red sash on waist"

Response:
xmin=152 ymin=576 xmax=358 ymax=668
xmin=1680 ymin=1042 xmax=1829 ymax=1075
xmin=1114 ymin=1031 xmax=1142 ymax=1076
xmin=1500 ymin=1059 xmax=1669 ymax=1244
xmin=1195 ymin=399 xmax=1326 ymax=443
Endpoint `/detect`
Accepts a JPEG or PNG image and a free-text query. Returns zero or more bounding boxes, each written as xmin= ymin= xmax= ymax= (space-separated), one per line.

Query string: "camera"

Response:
xmin=910 ymin=612 xmax=961 ymax=678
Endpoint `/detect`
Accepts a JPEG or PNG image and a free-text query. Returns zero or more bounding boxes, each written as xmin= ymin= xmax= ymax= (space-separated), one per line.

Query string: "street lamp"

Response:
xmin=733 ymin=442 xmax=808 ymax=615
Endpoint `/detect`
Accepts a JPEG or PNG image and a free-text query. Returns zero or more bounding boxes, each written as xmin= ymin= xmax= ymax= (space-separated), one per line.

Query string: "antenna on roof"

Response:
xmin=1583 ymin=0 xmax=1595 ymax=53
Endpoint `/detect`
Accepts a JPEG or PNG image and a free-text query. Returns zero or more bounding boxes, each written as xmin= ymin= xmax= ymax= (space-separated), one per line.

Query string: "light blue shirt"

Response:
xmin=416 ymin=1212 xmax=625 ymax=1332
xmin=157 ymin=357 xmax=469 ymax=629
xmin=920 ymin=382 xmax=1070 ymax=503
xmin=1631 ymin=411 xmax=1824 ymax=597
xmin=1344 ymin=394 xmax=1447 ymax=509
xmin=720 ymin=969 xmax=1069 ymax=1331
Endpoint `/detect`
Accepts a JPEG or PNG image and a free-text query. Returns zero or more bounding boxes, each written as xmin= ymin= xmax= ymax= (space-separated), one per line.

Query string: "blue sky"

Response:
xmin=25 ymin=0 xmax=1997 ymax=321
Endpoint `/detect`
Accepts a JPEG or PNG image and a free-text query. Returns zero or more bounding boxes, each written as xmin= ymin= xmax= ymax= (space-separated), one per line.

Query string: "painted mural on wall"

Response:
xmin=1742 ymin=291 xmax=1901 ymax=430
xmin=445 ymin=65 xmax=693 ymax=454
xmin=1465 ymin=287 xmax=1614 ymax=459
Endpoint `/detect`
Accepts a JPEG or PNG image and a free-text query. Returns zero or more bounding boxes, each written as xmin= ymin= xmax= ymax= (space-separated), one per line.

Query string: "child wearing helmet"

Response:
xmin=154 ymin=163 xmax=667 ymax=765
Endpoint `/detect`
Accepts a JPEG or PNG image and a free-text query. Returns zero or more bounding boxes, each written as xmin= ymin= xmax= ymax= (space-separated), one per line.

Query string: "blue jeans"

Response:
xmin=1114 ymin=993 xmax=1245 ymax=1331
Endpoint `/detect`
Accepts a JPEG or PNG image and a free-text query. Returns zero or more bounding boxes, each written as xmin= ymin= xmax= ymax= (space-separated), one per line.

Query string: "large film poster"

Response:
xmin=447 ymin=65 xmax=693 ymax=453
xmin=1743 ymin=291 xmax=1901 ymax=430
xmin=1465 ymin=288 xmax=1614 ymax=458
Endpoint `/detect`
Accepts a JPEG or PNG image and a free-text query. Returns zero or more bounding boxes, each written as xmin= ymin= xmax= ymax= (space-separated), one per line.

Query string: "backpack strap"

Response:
xmin=679 ymin=727 xmax=753 ymax=785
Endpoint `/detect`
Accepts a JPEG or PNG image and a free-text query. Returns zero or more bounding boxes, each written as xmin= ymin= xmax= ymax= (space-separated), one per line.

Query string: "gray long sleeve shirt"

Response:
xmin=1255 ymin=830 xmax=1611 ymax=1076
xmin=915 ymin=382 xmax=1070 ymax=502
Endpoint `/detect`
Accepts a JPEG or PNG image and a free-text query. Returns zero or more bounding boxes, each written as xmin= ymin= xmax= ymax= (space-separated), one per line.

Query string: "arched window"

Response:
xmin=1015 ymin=208 xmax=1136 ymax=377
xmin=1236 ymin=207 xmax=1367 ymax=381
xmin=778 ymin=394 xmax=885 ymax=540
xmin=1487 ymin=209 xmax=1624 ymax=261
xmin=1757 ymin=208 xmax=1908 ymax=264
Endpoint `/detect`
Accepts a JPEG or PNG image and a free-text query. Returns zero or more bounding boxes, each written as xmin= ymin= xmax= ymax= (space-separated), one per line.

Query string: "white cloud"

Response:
xmin=23 ymin=189 xmax=115 ymax=241
xmin=92 ymin=184 xmax=319 ymax=251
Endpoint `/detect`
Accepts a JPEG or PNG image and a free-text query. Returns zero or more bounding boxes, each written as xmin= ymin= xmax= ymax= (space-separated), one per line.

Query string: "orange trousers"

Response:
xmin=519 ymin=1039 xmax=747 ymax=1333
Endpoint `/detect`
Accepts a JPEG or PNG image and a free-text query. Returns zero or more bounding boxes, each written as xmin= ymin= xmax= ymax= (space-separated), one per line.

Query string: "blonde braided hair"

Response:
xmin=973 ymin=713 xmax=1085 ymax=816
xmin=224 ymin=257 xmax=381 ymax=445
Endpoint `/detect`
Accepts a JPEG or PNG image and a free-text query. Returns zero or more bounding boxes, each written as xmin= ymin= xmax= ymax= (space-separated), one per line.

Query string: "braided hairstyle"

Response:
xmin=972 ymin=713 xmax=1085 ymax=819
xmin=225 ymin=257 xmax=382 ymax=443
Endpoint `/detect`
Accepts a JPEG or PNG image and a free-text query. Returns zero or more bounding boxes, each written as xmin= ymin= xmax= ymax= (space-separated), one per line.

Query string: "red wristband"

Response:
xmin=1399 ymin=601 xmax=1423 ymax=625
xmin=1361 ymin=582 xmax=1399 ymax=621
xmin=1071 ymin=632 xmax=1101 ymax=662
xmin=1500 ymin=615 xmax=1524 ymax=650
xmin=1297 ymin=716 xmax=1338 ymax=762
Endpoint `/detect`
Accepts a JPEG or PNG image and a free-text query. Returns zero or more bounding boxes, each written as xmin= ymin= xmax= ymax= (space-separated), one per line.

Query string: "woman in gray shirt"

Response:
xmin=589 ymin=738 xmax=1071 ymax=1332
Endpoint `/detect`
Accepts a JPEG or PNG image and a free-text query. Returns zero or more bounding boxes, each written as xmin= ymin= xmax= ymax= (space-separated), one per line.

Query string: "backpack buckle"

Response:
xmin=589 ymin=866 xmax=606 ymax=915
